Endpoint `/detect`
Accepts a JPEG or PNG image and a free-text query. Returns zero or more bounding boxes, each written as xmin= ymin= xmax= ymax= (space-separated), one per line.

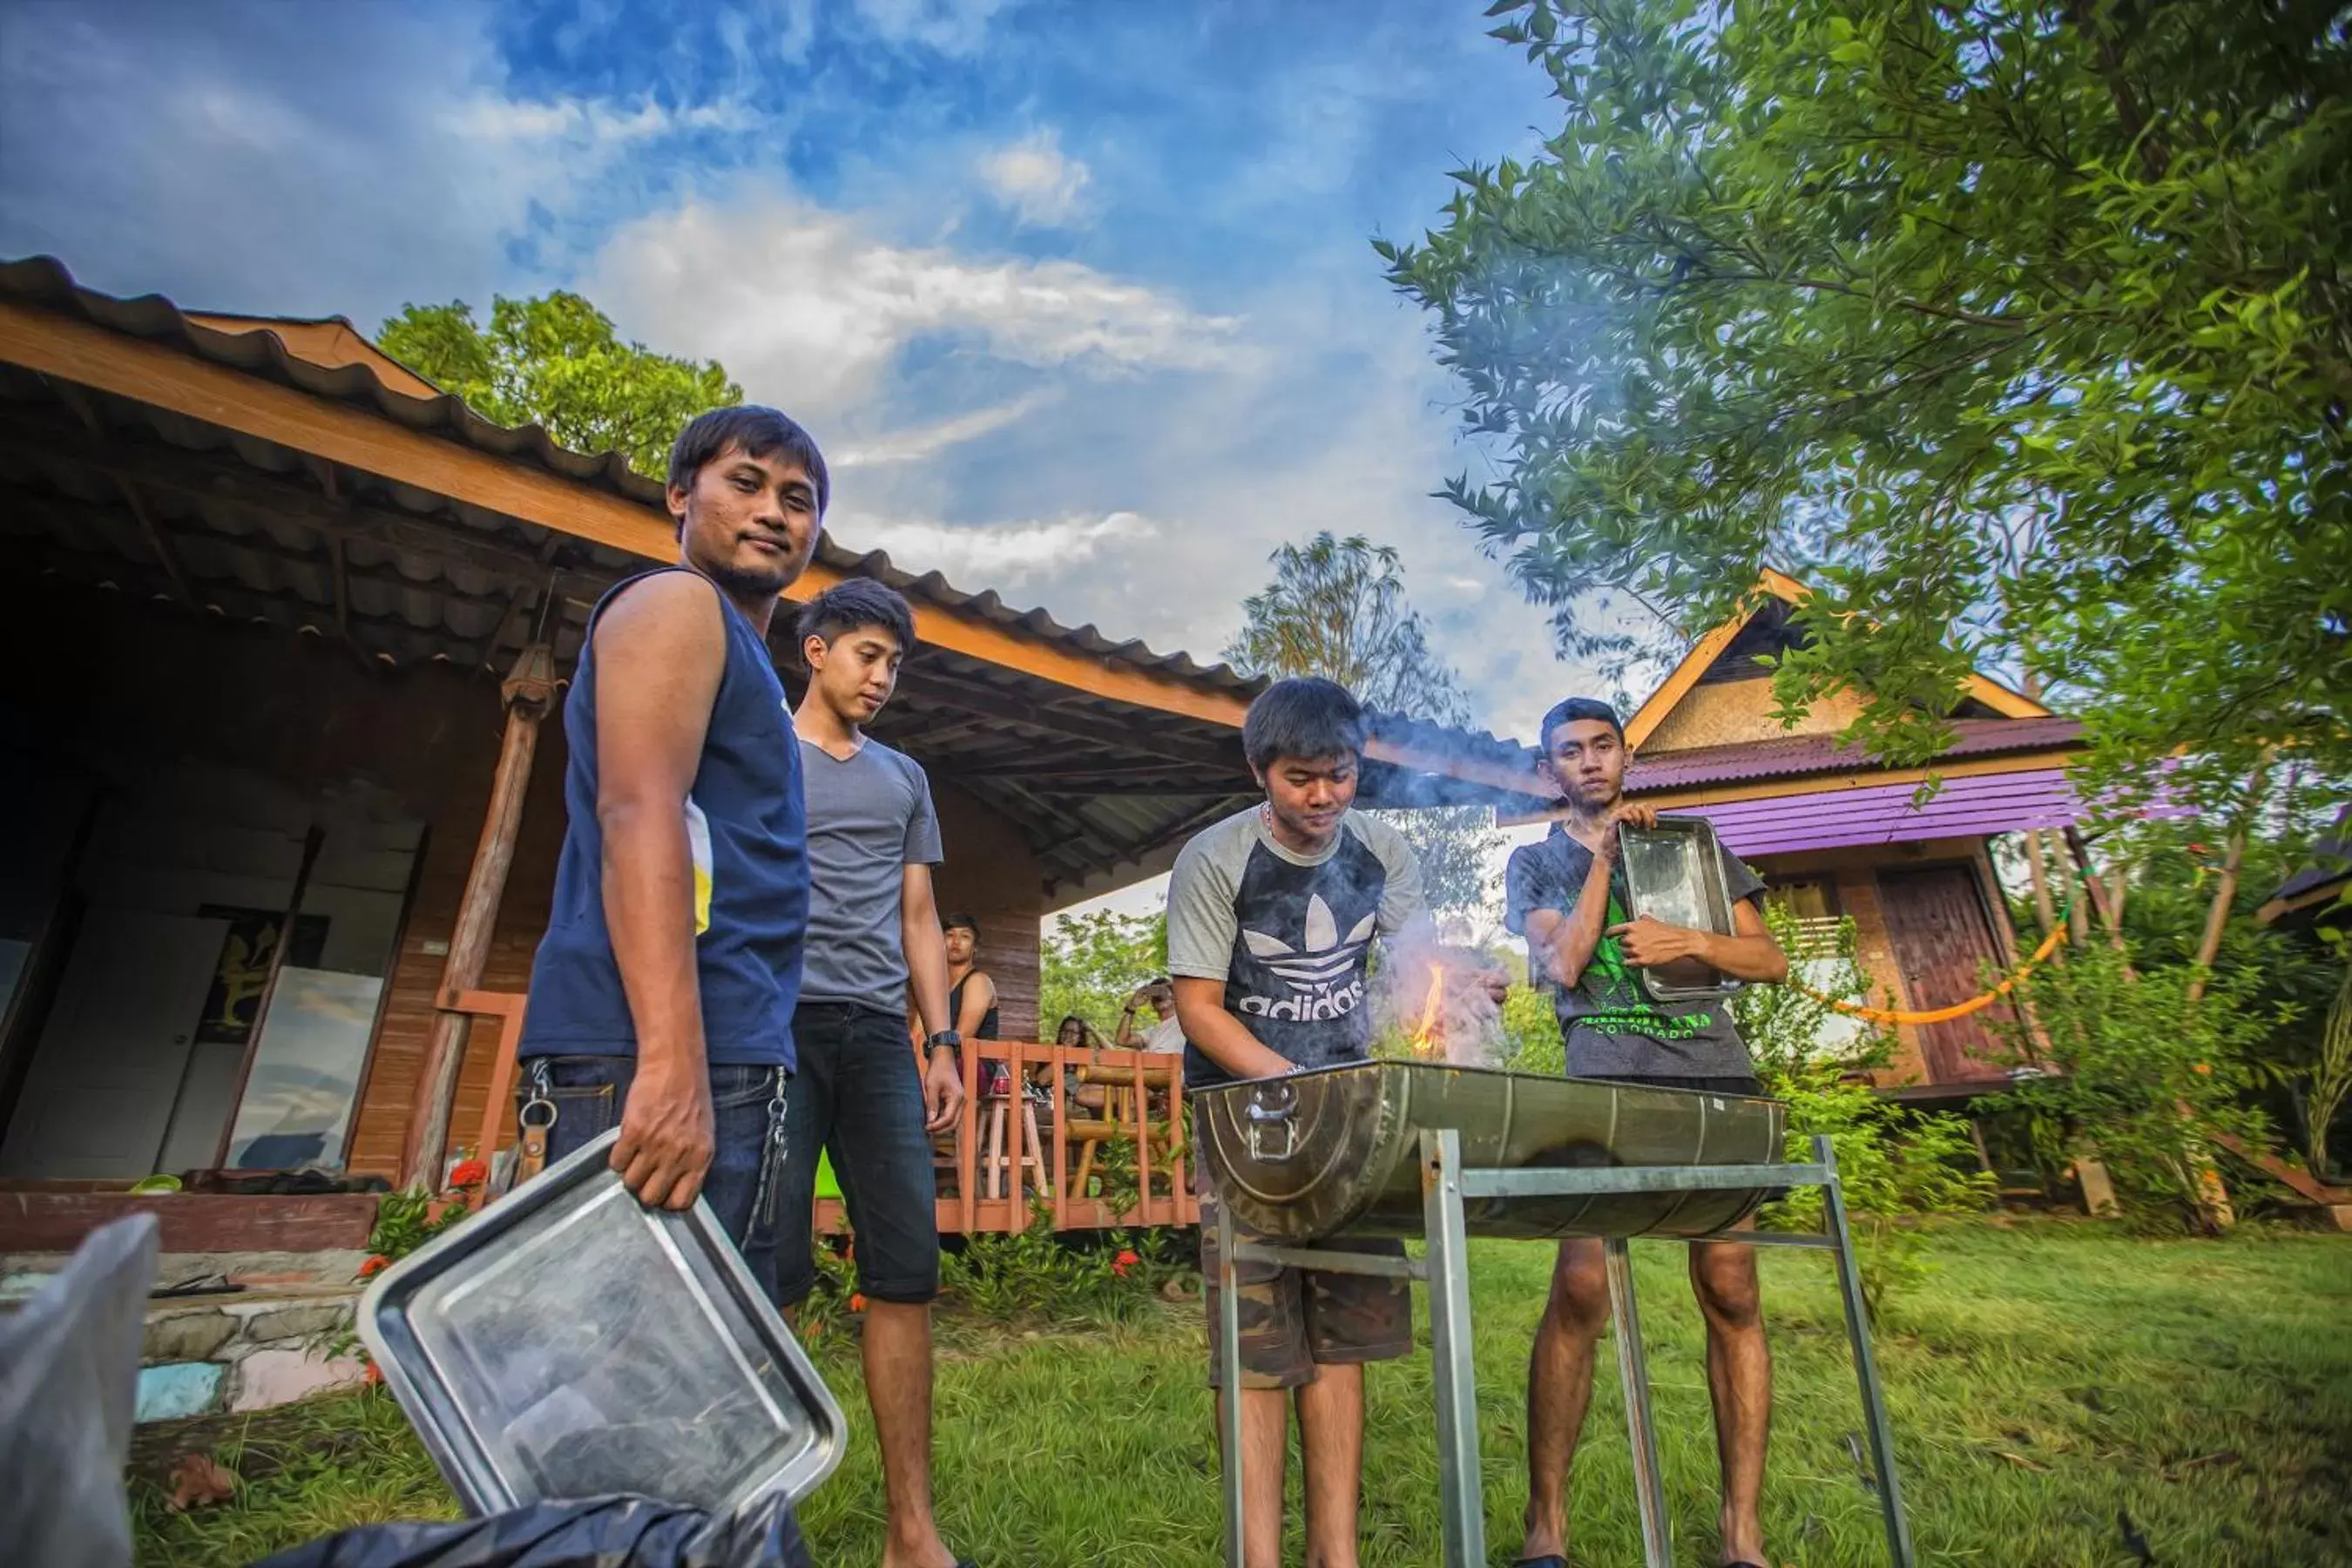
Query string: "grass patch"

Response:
xmin=132 ymin=1220 xmax=2350 ymax=1566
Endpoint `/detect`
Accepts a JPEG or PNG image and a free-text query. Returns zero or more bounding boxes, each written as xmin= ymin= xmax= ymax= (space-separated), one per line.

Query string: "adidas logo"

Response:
xmin=1237 ymin=895 xmax=1374 ymax=1020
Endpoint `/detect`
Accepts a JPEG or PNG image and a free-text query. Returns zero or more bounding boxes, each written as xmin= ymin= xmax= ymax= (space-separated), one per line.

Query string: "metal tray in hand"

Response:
xmin=1618 ymin=814 xmax=1742 ymax=1001
xmin=359 ymin=1129 xmax=844 ymax=1518
xmin=1196 ymin=1060 xmax=1783 ymax=1243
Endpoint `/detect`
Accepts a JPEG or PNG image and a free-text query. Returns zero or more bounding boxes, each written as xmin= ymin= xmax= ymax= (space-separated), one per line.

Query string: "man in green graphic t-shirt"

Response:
xmin=1501 ymin=697 xmax=1789 ymax=1568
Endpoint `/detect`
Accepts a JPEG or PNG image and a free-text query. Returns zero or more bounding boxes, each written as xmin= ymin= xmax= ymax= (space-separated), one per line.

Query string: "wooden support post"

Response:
xmin=399 ymin=644 xmax=557 ymax=1190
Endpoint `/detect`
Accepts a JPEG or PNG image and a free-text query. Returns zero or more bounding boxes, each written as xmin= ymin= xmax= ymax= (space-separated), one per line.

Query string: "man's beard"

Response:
xmin=706 ymin=553 xmax=794 ymax=598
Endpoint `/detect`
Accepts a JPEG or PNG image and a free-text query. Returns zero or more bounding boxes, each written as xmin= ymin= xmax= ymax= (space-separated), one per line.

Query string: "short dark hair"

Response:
xmin=795 ymin=578 xmax=915 ymax=660
xmin=1538 ymin=697 xmax=1625 ymax=753
xmin=943 ymin=912 xmax=980 ymax=937
xmin=1242 ymin=677 xmax=1368 ymax=774
xmin=666 ymin=405 xmax=830 ymax=515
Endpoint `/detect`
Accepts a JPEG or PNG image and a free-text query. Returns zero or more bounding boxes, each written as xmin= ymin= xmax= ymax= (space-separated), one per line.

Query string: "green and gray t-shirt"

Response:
xmin=1503 ymin=822 xmax=1765 ymax=1078
xmin=1166 ymin=807 xmax=1425 ymax=1090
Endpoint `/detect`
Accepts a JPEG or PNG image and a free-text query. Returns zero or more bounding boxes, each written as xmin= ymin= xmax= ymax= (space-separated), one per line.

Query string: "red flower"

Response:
xmin=2193 ymin=1062 xmax=2213 ymax=1075
xmin=848 ymin=1293 xmax=868 ymax=1313
xmin=358 ymin=1254 xmax=390 ymax=1279
xmin=449 ymin=1158 xmax=489 ymax=1189
xmin=1112 ymin=1247 xmax=1140 ymax=1277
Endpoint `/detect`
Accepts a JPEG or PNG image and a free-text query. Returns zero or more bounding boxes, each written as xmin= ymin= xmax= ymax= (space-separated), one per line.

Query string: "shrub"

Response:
xmin=1737 ymin=908 xmax=1993 ymax=1309
xmin=939 ymin=1200 xmax=1193 ymax=1324
xmin=1992 ymin=941 xmax=2281 ymax=1230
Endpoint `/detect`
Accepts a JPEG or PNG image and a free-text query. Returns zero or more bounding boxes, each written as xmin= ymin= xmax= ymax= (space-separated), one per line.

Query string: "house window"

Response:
xmin=1766 ymin=876 xmax=1844 ymax=957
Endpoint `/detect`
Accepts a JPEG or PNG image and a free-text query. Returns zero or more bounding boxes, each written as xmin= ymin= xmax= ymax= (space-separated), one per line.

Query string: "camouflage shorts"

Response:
xmin=1199 ymin=1187 xmax=1412 ymax=1390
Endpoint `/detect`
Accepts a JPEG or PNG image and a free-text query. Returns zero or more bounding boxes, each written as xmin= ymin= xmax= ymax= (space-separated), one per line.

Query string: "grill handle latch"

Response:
xmin=1244 ymin=1085 xmax=1298 ymax=1161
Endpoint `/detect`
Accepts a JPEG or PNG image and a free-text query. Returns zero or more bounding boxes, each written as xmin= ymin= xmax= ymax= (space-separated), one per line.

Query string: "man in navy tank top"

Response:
xmin=516 ymin=406 xmax=821 ymax=1301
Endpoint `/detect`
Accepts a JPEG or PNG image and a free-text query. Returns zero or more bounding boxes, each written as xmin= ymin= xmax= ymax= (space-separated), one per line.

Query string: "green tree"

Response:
xmin=379 ymin=292 xmax=741 ymax=477
xmin=1382 ymin=0 xmax=2351 ymax=819
xmin=1040 ymin=909 xmax=1168 ymax=1043
xmin=1225 ymin=531 xmax=1504 ymax=913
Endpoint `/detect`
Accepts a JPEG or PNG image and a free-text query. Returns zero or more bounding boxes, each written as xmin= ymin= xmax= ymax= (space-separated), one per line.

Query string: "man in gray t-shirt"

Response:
xmin=1503 ymin=697 xmax=1789 ymax=1568
xmin=798 ymin=738 xmax=943 ymax=1006
xmin=770 ymin=579 xmax=970 ymax=1568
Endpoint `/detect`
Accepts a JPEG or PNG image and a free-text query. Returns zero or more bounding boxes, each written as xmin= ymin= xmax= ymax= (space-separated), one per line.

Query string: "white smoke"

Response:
xmin=1374 ymin=913 xmax=1509 ymax=1069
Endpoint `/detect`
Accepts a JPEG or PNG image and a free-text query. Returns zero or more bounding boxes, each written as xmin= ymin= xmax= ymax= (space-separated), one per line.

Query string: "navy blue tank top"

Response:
xmin=520 ymin=568 xmax=809 ymax=1069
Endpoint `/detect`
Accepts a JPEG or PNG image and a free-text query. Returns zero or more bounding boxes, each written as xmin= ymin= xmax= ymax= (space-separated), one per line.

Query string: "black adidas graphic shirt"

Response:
xmin=1166 ymin=805 xmax=1425 ymax=1091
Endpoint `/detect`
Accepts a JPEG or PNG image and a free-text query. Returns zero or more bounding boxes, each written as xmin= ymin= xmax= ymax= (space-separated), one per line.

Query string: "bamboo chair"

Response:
xmin=1071 ymin=1057 xmax=1185 ymax=1202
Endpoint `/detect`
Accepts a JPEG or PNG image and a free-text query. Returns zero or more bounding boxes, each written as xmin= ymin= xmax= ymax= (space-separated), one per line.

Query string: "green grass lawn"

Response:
xmin=131 ymin=1219 xmax=2351 ymax=1566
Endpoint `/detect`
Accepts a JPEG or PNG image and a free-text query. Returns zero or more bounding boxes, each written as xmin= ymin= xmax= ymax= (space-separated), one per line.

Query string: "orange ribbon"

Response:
xmin=1791 ymin=918 xmax=2071 ymax=1026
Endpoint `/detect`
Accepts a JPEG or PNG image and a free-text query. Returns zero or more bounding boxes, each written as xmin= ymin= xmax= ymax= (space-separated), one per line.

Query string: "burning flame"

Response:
xmin=1409 ymin=966 xmax=1446 ymax=1056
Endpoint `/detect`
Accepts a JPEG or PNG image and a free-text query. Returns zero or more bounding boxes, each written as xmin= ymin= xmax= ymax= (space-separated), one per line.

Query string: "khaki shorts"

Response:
xmin=1199 ymin=1179 xmax=1412 ymax=1390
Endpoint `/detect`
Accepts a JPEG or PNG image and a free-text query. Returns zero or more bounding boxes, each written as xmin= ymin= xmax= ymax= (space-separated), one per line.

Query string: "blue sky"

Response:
xmin=0 ymin=0 xmax=1646 ymax=744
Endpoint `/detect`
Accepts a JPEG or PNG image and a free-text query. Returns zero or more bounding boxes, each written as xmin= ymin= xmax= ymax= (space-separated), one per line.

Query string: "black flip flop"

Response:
xmin=1511 ymin=1558 xmax=1569 ymax=1568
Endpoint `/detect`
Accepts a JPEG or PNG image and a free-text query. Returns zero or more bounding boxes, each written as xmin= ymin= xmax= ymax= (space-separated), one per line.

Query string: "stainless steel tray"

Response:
xmin=360 ymin=1129 xmax=844 ymax=1517
xmin=1195 ymin=1061 xmax=1783 ymax=1242
xmin=1619 ymin=814 xmax=1743 ymax=1001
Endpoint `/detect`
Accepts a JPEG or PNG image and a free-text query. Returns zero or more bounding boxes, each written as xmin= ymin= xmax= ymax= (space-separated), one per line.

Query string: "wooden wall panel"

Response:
xmin=1642 ymin=681 xmax=1869 ymax=755
xmin=931 ymin=780 xmax=1044 ymax=1040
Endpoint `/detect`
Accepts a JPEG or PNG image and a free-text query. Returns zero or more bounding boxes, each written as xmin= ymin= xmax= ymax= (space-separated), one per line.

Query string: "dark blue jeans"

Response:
xmin=774 ymin=1002 xmax=942 ymax=1307
xmin=520 ymin=1055 xmax=788 ymax=1303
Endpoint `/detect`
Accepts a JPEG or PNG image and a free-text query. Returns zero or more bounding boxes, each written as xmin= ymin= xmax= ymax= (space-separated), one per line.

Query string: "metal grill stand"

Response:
xmin=1213 ymin=1132 xmax=1915 ymax=1568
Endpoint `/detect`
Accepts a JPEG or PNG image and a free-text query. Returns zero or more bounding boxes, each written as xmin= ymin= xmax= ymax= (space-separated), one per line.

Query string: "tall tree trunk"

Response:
xmin=2025 ymin=830 xmax=2060 ymax=937
xmin=2185 ymin=755 xmax=2273 ymax=1006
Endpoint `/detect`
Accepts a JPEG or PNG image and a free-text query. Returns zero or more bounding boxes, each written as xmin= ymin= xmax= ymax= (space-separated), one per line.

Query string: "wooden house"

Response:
xmin=0 ymin=257 xmax=1544 ymax=1254
xmin=1534 ymin=571 xmax=2086 ymax=1094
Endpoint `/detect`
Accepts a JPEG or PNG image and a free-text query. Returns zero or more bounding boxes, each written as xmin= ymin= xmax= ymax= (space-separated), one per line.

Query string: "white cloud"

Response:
xmin=830 ymin=510 xmax=1153 ymax=585
xmin=834 ymin=390 xmax=1059 ymax=467
xmin=977 ymin=129 xmax=1092 ymax=227
xmin=586 ymin=193 xmax=1242 ymax=418
xmin=450 ymin=96 xmax=758 ymax=147
xmin=853 ymin=0 xmax=1017 ymax=55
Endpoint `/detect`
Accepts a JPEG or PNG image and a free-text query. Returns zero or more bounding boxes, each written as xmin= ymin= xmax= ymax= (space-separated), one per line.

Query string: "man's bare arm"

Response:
xmin=594 ymin=572 xmax=727 ymax=1210
xmin=1610 ymin=896 xmax=1790 ymax=983
xmin=901 ymin=863 xmax=964 ymax=1132
xmin=1172 ymin=977 xmax=1292 ymax=1082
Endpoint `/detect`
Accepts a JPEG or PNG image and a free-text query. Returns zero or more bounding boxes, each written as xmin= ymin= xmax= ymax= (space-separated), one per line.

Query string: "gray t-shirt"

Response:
xmin=1503 ymin=822 xmax=1766 ymax=1079
xmin=1166 ymin=806 xmax=1425 ymax=1089
xmin=797 ymin=736 xmax=943 ymax=1010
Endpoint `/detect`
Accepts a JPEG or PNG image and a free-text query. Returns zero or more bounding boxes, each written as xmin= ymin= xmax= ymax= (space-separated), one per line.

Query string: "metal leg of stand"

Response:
xmin=1605 ymin=1237 xmax=1673 ymax=1568
xmin=1215 ymin=1198 xmax=1247 ymax=1568
xmin=1419 ymin=1129 xmax=1486 ymax=1568
xmin=1816 ymin=1134 xmax=1916 ymax=1568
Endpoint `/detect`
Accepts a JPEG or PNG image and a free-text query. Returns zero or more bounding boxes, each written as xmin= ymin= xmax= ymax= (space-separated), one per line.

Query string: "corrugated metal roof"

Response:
xmin=1626 ymin=715 xmax=2085 ymax=794
xmin=1681 ymin=769 xmax=2080 ymax=857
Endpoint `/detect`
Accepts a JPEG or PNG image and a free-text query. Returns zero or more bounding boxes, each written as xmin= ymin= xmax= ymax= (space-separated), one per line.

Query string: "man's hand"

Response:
xmin=612 ymin=1062 xmax=714 ymax=1210
xmin=1596 ymin=800 xmax=1659 ymax=860
xmin=1606 ymin=914 xmax=1712 ymax=970
xmin=923 ymin=1046 xmax=964 ymax=1133
xmin=1477 ymin=966 xmax=1511 ymax=1004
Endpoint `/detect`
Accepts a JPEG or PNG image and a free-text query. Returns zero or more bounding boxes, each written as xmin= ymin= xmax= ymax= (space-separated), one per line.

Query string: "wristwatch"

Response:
xmin=925 ymin=1030 xmax=963 ymax=1053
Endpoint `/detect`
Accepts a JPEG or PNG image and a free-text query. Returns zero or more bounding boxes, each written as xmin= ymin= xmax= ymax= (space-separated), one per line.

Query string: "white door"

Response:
xmin=0 ymin=910 xmax=232 ymax=1179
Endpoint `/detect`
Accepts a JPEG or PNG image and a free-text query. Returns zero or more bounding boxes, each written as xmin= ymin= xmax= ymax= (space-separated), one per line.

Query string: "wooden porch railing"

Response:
xmin=439 ymin=990 xmax=1200 ymax=1233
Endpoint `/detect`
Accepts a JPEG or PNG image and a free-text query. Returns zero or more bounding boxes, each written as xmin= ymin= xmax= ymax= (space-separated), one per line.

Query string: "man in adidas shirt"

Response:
xmin=1166 ymin=676 xmax=1424 ymax=1568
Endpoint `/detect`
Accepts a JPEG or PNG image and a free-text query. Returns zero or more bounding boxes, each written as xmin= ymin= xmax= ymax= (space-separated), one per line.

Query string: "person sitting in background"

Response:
xmin=1054 ymin=1014 xmax=1109 ymax=1112
xmin=943 ymin=913 xmax=999 ymax=1044
xmin=1116 ymin=977 xmax=1184 ymax=1054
